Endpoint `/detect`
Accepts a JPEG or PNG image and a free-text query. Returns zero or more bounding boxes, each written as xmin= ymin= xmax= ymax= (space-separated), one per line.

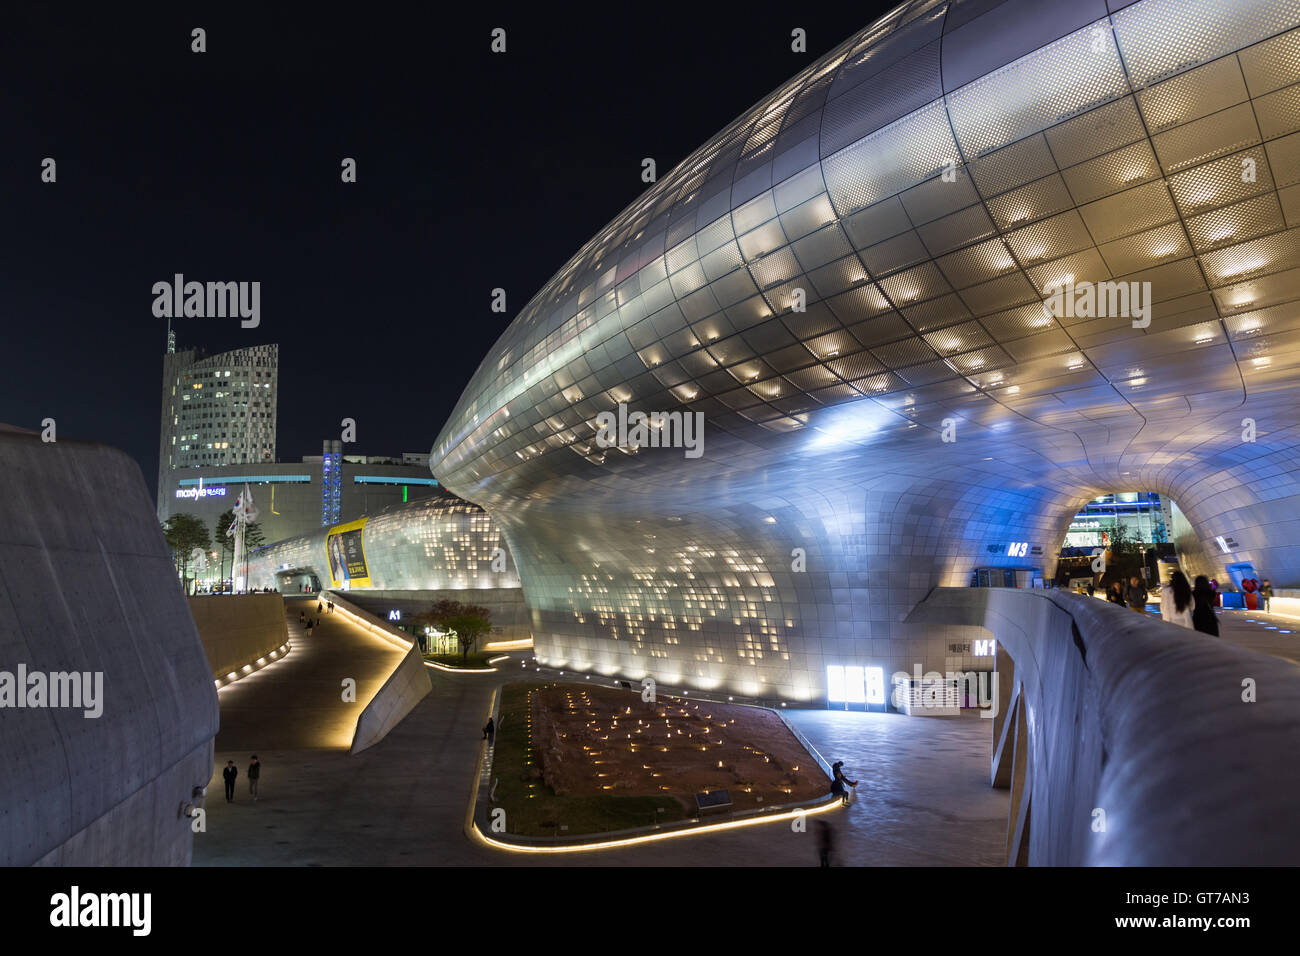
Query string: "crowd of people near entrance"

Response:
xmin=1102 ymin=571 xmax=1274 ymax=637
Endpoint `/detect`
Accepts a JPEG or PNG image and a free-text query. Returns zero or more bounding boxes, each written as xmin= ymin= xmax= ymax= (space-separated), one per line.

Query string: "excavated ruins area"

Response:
xmin=528 ymin=682 xmax=830 ymax=815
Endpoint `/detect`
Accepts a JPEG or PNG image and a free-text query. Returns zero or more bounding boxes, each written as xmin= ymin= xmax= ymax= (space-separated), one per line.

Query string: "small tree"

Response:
xmin=244 ymin=521 xmax=266 ymax=550
xmin=1103 ymin=523 xmax=1148 ymax=587
xmin=162 ymin=513 xmax=211 ymax=595
xmin=414 ymin=599 xmax=492 ymax=659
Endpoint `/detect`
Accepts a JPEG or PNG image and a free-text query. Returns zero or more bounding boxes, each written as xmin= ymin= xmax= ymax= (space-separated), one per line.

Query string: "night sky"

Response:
xmin=3 ymin=4 xmax=889 ymax=496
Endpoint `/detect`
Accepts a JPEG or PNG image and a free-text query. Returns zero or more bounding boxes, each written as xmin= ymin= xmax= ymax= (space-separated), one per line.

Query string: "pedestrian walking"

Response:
xmin=248 ymin=755 xmax=261 ymax=801
xmin=1161 ymin=571 xmax=1193 ymax=629
xmin=1261 ymin=578 xmax=1274 ymax=613
xmin=1192 ymin=575 xmax=1220 ymax=636
xmin=328 ymin=601 xmax=335 ymax=613
xmin=816 ymin=819 xmax=833 ymax=867
xmin=222 ymin=760 xmax=238 ymax=802
xmin=482 ymin=716 xmax=495 ymax=743
xmin=317 ymin=601 xmax=323 ymax=615
xmin=1125 ymin=575 xmax=1148 ymax=612
xmin=306 ymin=618 xmax=314 ymax=636
xmin=1107 ymin=581 xmax=1126 ymax=606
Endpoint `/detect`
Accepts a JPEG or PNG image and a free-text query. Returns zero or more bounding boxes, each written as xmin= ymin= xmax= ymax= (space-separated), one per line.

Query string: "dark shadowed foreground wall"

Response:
xmin=911 ymin=587 xmax=1300 ymax=865
xmin=0 ymin=429 xmax=219 ymax=866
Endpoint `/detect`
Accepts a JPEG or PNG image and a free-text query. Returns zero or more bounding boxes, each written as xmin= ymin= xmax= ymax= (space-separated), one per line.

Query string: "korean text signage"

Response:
xmin=175 ymin=486 xmax=227 ymax=499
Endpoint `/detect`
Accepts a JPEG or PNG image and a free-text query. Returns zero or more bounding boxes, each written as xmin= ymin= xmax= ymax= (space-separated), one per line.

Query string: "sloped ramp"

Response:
xmin=350 ymin=643 xmax=432 ymax=754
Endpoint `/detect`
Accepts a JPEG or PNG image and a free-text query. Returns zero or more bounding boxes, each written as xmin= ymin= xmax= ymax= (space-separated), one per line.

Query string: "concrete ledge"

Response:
xmin=350 ymin=643 xmax=432 ymax=755
xmin=320 ymin=590 xmax=414 ymax=652
xmin=189 ymin=593 xmax=289 ymax=680
xmin=911 ymin=587 xmax=1300 ymax=866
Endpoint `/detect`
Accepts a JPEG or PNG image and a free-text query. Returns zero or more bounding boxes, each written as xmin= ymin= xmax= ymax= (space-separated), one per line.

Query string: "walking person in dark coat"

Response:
xmin=1107 ymin=581 xmax=1126 ymax=606
xmin=816 ymin=819 xmax=833 ymax=867
xmin=1192 ymin=575 xmax=1220 ymax=636
xmin=1261 ymin=579 xmax=1274 ymax=613
xmin=248 ymin=755 xmax=261 ymax=801
xmin=1125 ymin=575 xmax=1148 ymax=612
xmin=482 ymin=717 xmax=495 ymax=743
xmin=222 ymin=760 xmax=238 ymax=802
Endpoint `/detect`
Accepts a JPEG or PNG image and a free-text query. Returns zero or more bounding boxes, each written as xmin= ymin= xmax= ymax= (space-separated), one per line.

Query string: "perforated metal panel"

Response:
xmin=428 ymin=0 xmax=1300 ymax=702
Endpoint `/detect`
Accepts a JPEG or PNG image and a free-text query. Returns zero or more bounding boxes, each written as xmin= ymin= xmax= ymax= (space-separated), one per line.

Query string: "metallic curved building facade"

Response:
xmin=246 ymin=495 xmax=531 ymax=641
xmin=432 ymin=0 xmax=1300 ymax=700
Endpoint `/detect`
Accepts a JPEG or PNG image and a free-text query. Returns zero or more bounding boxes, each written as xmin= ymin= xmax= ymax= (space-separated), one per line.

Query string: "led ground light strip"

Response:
xmin=425 ymin=659 xmax=497 ymax=674
xmin=465 ymin=685 xmax=843 ymax=854
xmin=326 ymin=598 xmax=499 ymax=673
xmin=214 ymin=641 xmax=293 ymax=690
xmin=470 ymin=795 xmax=843 ymax=854
xmin=483 ymin=638 xmax=533 ymax=651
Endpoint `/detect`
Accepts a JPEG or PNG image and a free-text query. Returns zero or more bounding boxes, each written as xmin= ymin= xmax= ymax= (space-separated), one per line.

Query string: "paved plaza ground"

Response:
xmin=194 ymin=596 xmax=1295 ymax=867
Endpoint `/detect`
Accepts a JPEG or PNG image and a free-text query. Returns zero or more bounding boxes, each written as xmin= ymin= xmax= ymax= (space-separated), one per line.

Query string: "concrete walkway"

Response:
xmin=200 ymin=598 xmax=407 ymax=840
xmin=193 ymin=599 xmax=1006 ymax=866
xmin=192 ymin=595 xmax=1300 ymax=867
xmin=1216 ymin=608 xmax=1300 ymax=665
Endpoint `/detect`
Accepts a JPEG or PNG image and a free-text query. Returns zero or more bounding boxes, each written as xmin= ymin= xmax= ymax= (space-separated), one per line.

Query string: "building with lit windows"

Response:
xmin=1061 ymin=492 xmax=1176 ymax=548
xmin=159 ymin=444 xmax=441 ymax=579
xmin=156 ymin=339 xmax=280 ymax=518
xmin=427 ymin=0 xmax=1300 ymax=703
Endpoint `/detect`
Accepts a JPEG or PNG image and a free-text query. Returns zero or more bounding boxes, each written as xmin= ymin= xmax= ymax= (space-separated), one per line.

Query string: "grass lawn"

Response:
xmin=491 ymin=681 xmax=687 ymax=837
xmin=423 ymin=652 xmax=496 ymax=669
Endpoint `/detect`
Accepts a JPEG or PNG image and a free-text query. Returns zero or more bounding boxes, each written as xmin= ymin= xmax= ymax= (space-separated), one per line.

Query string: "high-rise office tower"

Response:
xmin=156 ymin=333 xmax=279 ymax=518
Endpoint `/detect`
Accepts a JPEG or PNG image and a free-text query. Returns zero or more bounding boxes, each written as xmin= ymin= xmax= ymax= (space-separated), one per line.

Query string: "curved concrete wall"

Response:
xmin=349 ymin=644 xmax=432 ymax=754
xmin=0 ymin=431 xmax=219 ymax=866
xmin=189 ymin=593 xmax=290 ymax=680
xmin=911 ymin=587 xmax=1300 ymax=865
xmin=431 ymin=0 xmax=1300 ymax=700
xmin=313 ymin=591 xmax=434 ymax=753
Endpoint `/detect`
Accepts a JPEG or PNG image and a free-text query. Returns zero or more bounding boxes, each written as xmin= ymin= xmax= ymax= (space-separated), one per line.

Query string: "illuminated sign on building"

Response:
xmin=1007 ymin=541 xmax=1029 ymax=557
xmin=388 ymin=610 xmax=401 ymax=621
xmin=949 ymin=640 xmax=997 ymax=656
xmin=175 ymin=486 xmax=227 ymax=499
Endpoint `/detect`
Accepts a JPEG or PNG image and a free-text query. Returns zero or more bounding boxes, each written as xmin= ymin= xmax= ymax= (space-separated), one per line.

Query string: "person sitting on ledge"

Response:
xmin=829 ymin=761 xmax=857 ymax=807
